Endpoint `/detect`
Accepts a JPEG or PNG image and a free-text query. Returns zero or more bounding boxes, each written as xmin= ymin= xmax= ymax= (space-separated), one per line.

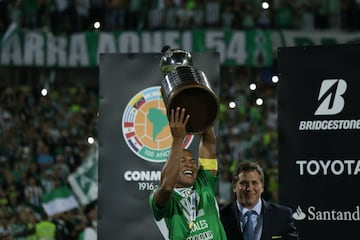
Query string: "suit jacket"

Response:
xmin=220 ymin=199 xmax=300 ymax=240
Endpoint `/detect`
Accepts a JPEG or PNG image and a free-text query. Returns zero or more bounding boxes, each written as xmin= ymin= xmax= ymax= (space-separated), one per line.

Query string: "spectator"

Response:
xmin=147 ymin=0 xmax=164 ymax=29
xmin=273 ymin=0 xmax=296 ymax=29
xmin=126 ymin=0 xmax=142 ymax=29
xmin=53 ymin=154 xmax=70 ymax=183
xmin=36 ymin=143 xmax=54 ymax=171
xmin=24 ymin=176 xmax=43 ymax=208
xmin=297 ymin=0 xmax=317 ymax=30
xmin=104 ymin=0 xmax=128 ymax=30
xmin=192 ymin=0 xmax=205 ymax=28
xmin=21 ymin=0 xmax=39 ymax=29
xmin=205 ymin=0 xmax=221 ymax=27
xmin=75 ymin=0 xmax=91 ymax=31
xmin=34 ymin=211 xmax=56 ymax=239
xmin=241 ymin=2 xmax=256 ymax=29
xmin=221 ymin=3 xmax=234 ymax=29
xmin=163 ymin=0 xmax=178 ymax=29
xmin=40 ymin=169 xmax=55 ymax=193
xmin=78 ymin=201 xmax=97 ymax=240
xmin=328 ymin=0 xmax=341 ymax=29
xmin=315 ymin=0 xmax=329 ymax=29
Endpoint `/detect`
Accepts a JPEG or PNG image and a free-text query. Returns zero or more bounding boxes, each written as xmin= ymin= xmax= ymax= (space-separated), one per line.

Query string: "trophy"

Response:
xmin=159 ymin=45 xmax=219 ymax=134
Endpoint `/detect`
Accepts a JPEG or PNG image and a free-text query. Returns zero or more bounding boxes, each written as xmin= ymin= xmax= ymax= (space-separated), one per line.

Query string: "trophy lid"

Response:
xmin=160 ymin=45 xmax=194 ymax=76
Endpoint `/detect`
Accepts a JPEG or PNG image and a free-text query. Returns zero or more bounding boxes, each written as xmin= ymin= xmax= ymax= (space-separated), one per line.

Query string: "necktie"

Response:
xmin=243 ymin=210 xmax=255 ymax=240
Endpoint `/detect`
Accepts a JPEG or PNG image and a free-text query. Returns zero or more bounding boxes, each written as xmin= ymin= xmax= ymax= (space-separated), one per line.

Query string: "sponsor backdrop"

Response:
xmin=277 ymin=44 xmax=360 ymax=240
xmin=98 ymin=52 xmax=220 ymax=239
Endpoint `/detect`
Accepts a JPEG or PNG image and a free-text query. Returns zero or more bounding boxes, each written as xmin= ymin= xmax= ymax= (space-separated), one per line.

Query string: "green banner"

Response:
xmin=3 ymin=29 xmax=360 ymax=68
xmin=0 ymin=29 xmax=272 ymax=67
xmin=272 ymin=30 xmax=360 ymax=50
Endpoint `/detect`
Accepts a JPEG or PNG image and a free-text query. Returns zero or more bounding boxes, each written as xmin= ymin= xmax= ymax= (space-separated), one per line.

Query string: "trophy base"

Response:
xmin=165 ymin=84 xmax=219 ymax=134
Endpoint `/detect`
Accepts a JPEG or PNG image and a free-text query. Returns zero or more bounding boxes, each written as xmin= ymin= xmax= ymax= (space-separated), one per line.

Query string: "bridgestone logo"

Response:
xmin=314 ymin=79 xmax=346 ymax=115
xmin=299 ymin=119 xmax=360 ymax=130
xmin=298 ymin=79 xmax=356 ymax=131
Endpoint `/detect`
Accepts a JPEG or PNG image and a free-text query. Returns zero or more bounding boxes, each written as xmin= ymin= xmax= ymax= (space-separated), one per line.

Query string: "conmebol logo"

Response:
xmin=122 ymin=86 xmax=194 ymax=162
xmin=314 ymin=79 xmax=347 ymax=115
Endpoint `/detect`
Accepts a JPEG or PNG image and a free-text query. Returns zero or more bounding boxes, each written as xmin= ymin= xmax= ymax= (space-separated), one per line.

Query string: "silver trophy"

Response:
xmin=160 ymin=45 xmax=219 ymax=134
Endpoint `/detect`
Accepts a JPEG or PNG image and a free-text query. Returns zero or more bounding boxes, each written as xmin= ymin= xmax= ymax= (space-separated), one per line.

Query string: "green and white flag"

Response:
xmin=68 ymin=143 xmax=98 ymax=206
xmin=78 ymin=228 xmax=97 ymax=240
xmin=41 ymin=186 xmax=79 ymax=216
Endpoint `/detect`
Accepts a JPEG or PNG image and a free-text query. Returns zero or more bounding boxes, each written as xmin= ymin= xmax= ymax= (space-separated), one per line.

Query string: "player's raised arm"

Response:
xmin=153 ymin=107 xmax=190 ymax=208
xmin=198 ymin=126 xmax=218 ymax=176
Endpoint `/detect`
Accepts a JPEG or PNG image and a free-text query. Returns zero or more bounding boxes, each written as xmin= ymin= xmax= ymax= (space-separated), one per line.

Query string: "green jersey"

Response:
xmin=149 ymin=170 xmax=227 ymax=240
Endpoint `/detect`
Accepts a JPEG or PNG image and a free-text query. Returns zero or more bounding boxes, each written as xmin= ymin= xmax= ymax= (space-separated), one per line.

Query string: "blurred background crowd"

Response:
xmin=0 ymin=69 xmax=98 ymax=239
xmin=1 ymin=0 xmax=360 ymax=239
xmin=0 ymin=0 xmax=359 ymax=33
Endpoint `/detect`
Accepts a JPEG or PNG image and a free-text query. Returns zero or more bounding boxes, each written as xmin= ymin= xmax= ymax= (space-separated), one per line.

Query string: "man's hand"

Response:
xmin=169 ymin=107 xmax=190 ymax=141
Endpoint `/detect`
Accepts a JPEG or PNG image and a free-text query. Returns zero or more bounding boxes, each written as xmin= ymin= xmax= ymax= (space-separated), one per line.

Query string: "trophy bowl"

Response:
xmin=160 ymin=46 xmax=219 ymax=134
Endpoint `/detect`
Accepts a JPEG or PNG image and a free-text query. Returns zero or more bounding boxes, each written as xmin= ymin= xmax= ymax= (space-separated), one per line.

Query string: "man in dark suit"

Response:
xmin=220 ymin=161 xmax=300 ymax=240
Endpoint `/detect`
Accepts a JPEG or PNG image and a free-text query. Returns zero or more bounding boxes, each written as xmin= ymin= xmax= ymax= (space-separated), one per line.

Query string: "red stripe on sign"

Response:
xmin=124 ymin=122 xmax=133 ymax=128
xmin=125 ymin=132 xmax=135 ymax=138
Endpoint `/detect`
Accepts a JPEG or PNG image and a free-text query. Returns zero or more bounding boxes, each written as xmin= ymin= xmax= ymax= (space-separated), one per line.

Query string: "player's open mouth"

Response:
xmin=183 ymin=170 xmax=193 ymax=176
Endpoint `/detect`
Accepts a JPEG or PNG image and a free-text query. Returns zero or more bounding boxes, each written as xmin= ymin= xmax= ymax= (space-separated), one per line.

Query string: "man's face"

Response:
xmin=176 ymin=150 xmax=198 ymax=188
xmin=233 ymin=170 xmax=264 ymax=208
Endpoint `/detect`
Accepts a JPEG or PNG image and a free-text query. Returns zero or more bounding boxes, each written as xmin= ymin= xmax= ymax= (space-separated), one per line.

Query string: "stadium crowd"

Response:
xmin=0 ymin=72 xmax=98 ymax=239
xmin=1 ymin=0 xmax=359 ymax=239
xmin=0 ymin=0 xmax=359 ymax=33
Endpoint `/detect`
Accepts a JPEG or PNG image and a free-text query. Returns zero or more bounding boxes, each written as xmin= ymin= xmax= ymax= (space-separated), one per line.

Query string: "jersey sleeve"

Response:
xmin=149 ymin=190 xmax=173 ymax=221
xmin=195 ymin=170 xmax=218 ymax=194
